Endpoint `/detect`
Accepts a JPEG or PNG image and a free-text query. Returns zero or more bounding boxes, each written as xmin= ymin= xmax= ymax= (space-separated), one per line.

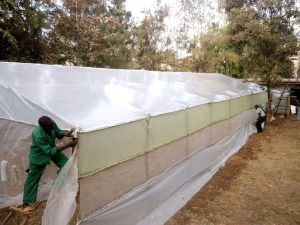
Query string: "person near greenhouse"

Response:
xmin=255 ymin=105 xmax=266 ymax=133
xmin=15 ymin=116 xmax=77 ymax=214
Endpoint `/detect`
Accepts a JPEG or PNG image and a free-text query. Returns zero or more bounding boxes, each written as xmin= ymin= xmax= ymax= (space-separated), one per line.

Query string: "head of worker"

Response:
xmin=254 ymin=105 xmax=258 ymax=110
xmin=38 ymin=116 xmax=54 ymax=135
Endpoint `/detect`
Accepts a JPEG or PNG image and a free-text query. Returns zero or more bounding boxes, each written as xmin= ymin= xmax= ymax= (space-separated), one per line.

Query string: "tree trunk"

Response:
xmin=297 ymin=50 xmax=300 ymax=83
xmin=75 ymin=0 xmax=80 ymax=66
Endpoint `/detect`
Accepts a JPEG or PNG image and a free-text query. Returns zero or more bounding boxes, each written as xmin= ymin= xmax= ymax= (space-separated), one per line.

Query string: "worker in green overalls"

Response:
xmin=19 ymin=116 xmax=77 ymax=214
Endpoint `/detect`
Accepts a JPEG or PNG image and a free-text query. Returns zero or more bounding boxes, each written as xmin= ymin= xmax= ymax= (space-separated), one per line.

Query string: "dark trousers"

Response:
xmin=256 ymin=116 xmax=266 ymax=133
xmin=23 ymin=152 xmax=68 ymax=204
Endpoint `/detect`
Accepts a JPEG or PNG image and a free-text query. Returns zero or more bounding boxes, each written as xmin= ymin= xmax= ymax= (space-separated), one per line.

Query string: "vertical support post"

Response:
xmin=285 ymin=94 xmax=289 ymax=118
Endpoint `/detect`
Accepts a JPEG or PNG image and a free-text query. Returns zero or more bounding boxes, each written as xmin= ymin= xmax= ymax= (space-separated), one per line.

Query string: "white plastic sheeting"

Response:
xmin=42 ymin=149 xmax=78 ymax=225
xmin=0 ymin=62 xmax=264 ymax=131
xmin=0 ymin=62 xmax=266 ymax=175
xmin=0 ymin=121 xmax=32 ymax=190
xmin=0 ymin=181 xmax=52 ymax=209
xmin=0 ymin=118 xmax=73 ymax=209
xmin=0 ymin=62 xmax=266 ymax=225
xmin=77 ymin=108 xmax=258 ymax=218
xmin=0 ymin=119 xmax=55 ymax=208
xmin=79 ymin=123 xmax=255 ymax=225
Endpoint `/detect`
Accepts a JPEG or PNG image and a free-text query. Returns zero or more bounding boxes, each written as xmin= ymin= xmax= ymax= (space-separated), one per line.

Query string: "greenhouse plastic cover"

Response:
xmin=0 ymin=62 xmax=264 ymax=131
xmin=42 ymin=149 xmax=78 ymax=225
xmin=0 ymin=62 xmax=264 ymax=225
xmin=77 ymin=123 xmax=256 ymax=225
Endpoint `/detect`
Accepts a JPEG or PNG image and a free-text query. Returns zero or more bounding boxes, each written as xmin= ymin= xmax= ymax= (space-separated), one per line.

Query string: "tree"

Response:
xmin=169 ymin=0 xmax=226 ymax=56
xmin=44 ymin=0 xmax=134 ymax=68
xmin=225 ymin=0 xmax=299 ymax=112
xmin=186 ymin=26 xmax=242 ymax=77
xmin=132 ymin=4 xmax=176 ymax=70
xmin=88 ymin=0 xmax=135 ymax=68
xmin=0 ymin=0 xmax=45 ymax=62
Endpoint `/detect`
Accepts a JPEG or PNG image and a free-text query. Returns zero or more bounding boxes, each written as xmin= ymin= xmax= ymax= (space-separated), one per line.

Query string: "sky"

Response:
xmin=125 ymin=0 xmax=157 ymax=20
xmin=125 ymin=0 xmax=226 ymax=33
xmin=126 ymin=0 xmax=300 ymax=30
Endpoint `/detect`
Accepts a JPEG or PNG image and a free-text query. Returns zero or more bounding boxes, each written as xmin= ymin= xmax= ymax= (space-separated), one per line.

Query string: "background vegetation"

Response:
xmin=0 ymin=0 xmax=299 ymax=86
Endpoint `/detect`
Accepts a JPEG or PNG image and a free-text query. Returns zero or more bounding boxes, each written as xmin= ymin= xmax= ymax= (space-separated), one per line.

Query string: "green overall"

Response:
xmin=23 ymin=123 xmax=68 ymax=204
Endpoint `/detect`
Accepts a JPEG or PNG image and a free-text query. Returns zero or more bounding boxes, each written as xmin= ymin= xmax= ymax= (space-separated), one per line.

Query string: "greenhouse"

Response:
xmin=0 ymin=62 xmax=267 ymax=225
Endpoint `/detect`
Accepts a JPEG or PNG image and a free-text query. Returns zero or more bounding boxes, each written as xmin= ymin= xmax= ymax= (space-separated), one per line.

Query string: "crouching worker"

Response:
xmin=255 ymin=105 xmax=266 ymax=133
xmin=18 ymin=116 xmax=77 ymax=214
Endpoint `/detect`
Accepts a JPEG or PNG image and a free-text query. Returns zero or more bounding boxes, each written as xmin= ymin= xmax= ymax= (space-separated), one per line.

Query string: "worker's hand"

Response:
xmin=63 ymin=128 xmax=75 ymax=137
xmin=57 ymin=138 xmax=77 ymax=152
xmin=68 ymin=138 xmax=78 ymax=148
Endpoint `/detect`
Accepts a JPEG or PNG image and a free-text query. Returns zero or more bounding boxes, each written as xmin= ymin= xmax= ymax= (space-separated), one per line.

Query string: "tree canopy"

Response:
xmin=0 ymin=0 xmax=45 ymax=62
xmin=225 ymin=0 xmax=299 ymax=83
xmin=223 ymin=0 xmax=299 ymax=110
xmin=0 ymin=0 xmax=176 ymax=69
xmin=0 ymin=0 xmax=298 ymax=81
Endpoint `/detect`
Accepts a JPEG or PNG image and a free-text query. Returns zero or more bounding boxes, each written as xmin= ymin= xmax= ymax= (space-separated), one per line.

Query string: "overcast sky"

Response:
xmin=125 ymin=0 xmax=157 ymax=20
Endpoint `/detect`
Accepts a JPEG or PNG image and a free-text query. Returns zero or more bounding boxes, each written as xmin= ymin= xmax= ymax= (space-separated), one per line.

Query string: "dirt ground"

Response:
xmin=166 ymin=116 xmax=300 ymax=225
xmin=1 ymin=116 xmax=299 ymax=225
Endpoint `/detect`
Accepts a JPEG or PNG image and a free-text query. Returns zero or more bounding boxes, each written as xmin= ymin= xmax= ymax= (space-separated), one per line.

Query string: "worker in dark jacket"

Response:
xmin=20 ymin=116 xmax=77 ymax=213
